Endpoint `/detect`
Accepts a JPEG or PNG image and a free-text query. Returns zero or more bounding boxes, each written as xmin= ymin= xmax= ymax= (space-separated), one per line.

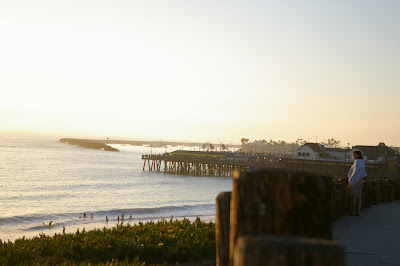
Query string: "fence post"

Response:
xmin=341 ymin=179 xmax=350 ymax=215
xmin=395 ymin=180 xmax=400 ymax=200
xmin=216 ymin=191 xmax=231 ymax=266
xmin=371 ymin=180 xmax=377 ymax=205
xmin=234 ymin=235 xmax=345 ymax=266
xmin=229 ymin=170 xmax=333 ymax=265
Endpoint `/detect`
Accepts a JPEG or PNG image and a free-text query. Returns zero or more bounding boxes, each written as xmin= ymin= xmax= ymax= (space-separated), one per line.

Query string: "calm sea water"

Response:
xmin=0 ymin=132 xmax=232 ymax=242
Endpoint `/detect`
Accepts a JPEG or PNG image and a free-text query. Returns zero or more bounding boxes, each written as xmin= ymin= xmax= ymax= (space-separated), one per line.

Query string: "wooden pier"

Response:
xmin=142 ymin=151 xmax=393 ymax=179
xmin=142 ymin=154 xmax=250 ymax=177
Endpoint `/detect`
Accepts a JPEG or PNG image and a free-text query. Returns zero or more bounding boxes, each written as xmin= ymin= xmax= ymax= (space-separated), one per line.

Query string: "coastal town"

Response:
xmin=57 ymin=137 xmax=399 ymax=179
xmin=241 ymin=140 xmax=398 ymax=163
xmin=142 ymin=139 xmax=399 ymax=179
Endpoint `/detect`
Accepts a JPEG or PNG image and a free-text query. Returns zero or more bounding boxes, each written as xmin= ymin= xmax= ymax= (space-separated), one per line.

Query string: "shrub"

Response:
xmin=0 ymin=218 xmax=215 ymax=265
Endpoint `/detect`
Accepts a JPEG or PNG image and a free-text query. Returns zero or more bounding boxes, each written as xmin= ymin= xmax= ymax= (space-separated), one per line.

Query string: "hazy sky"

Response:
xmin=1 ymin=1 xmax=399 ymax=145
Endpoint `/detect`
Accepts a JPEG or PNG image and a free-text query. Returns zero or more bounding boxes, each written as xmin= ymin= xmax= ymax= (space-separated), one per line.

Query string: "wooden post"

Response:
xmin=216 ymin=192 xmax=231 ymax=266
xmin=395 ymin=180 xmax=400 ymax=200
xmin=341 ymin=179 xmax=349 ymax=215
xmin=381 ymin=180 xmax=385 ymax=203
xmin=371 ymin=180 xmax=377 ymax=205
xmin=388 ymin=182 xmax=394 ymax=202
xmin=376 ymin=180 xmax=381 ymax=203
xmin=331 ymin=183 xmax=337 ymax=220
xmin=234 ymin=235 xmax=345 ymax=266
xmin=362 ymin=181 xmax=369 ymax=208
xmin=229 ymin=170 xmax=334 ymax=266
xmin=362 ymin=192 xmax=366 ymax=208
xmin=367 ymin=181 xmax=372 ymax=207
xmin=334 ymin=182 xmax=343 ymax=218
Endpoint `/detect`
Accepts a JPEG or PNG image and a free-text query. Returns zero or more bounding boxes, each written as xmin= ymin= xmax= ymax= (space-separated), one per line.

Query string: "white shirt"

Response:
xmin=348 ymin=159 xmax=367 ymax=187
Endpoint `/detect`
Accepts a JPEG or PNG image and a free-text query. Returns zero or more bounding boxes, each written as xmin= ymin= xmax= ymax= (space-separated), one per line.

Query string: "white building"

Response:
xmin=297 ymin=142 xmax=397 ymax=163
xmin=296 ymin=143 xmax=322 ymax=159
xmin=345 ymin=143 xmax=397 ymax=162
xmin=296 ymin=143 xmax=348 ymax=160
xmin=324 ymin=148 xmax=349 ymax=160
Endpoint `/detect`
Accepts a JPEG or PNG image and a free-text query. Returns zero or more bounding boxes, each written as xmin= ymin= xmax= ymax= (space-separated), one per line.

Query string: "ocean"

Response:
xmin=0 ymin=132 xmax=232 ymax=242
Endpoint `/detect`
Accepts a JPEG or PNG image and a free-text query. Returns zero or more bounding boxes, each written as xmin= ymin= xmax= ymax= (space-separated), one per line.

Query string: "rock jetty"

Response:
xmin=59 ymin=138 xmax=119 ymax=152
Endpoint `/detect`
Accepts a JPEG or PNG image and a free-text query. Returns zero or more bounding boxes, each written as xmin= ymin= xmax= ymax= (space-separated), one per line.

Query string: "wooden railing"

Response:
xmin=215 ymin=170 xmax=400 ymax=266
xmin=142 ymin=153 xmax=396 ymax=179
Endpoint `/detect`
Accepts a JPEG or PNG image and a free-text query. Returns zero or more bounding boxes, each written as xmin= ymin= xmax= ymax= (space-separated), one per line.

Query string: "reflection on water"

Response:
xmin=0 ymin=132 xmax=232 ymax=241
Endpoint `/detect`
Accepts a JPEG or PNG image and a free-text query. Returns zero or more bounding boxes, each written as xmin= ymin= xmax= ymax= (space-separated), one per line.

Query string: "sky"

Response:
xmin=1 ymin=1 xmax=399 ymax=146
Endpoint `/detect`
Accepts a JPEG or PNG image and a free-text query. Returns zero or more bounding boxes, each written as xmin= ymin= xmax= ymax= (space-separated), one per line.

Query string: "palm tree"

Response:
xmin=240 ymin=138 xmax=249 ymax=145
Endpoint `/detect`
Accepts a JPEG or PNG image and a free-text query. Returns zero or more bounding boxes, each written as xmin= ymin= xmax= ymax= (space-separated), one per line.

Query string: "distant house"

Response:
xmin=324 ymin=147 xmax=349 ymax=160
xmin=346 ymin=143 xmax=397 ymax=163
xmin=297 ymin=143 xmax=349 ymax=160
xmin=296 ymin=143 xmax=322 ymax=159
xmin=251 ymin=141 xmax=398 ymax=162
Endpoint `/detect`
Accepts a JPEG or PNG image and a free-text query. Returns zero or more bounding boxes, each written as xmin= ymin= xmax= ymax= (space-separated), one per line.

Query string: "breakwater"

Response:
xmin=59 ymin=138 xmax=119 ymax=151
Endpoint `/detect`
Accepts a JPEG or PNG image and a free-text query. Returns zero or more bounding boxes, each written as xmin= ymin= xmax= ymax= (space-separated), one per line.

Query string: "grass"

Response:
xmin=0 ymin=218 xmax=215 ymax=265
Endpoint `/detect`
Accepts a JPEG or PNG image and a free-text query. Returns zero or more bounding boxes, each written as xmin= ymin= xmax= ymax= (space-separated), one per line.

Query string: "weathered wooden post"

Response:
xmin=371 ymin=180 xmax=377 ymax=205
xmin=362 ymin=181 xmax=367 ymax=208
xmin=332 ymin=182 xmax=338 ymax=220
xmin=333 ymin=181 xmax=344 ymax=219
xmin=216 ymin=191 xmax=231 ymax=266
xmin=229 ymin=170 xmax=334 ymax=265
xmin=341 ymin=179 xmax=350 ymax=215
xmin=380 ymin=179 xmax=386 ymax=203
xmin=394 ymin=180 xmax=400 ymax=200
xmin=376 ymin=180 xmax=381 ymax=203
xmin=389 ymin=182 xmax=393 ymax=202
xmin=383 ymin=179 xmax=388 ymax=202
xmin=234 ymin=235 xmax=345 ymax=266
xmin=334 ymin=182 xmax=343 ymax=218
xmin=362 ymin=192 xmax=366 ymax=208
xmin=364 ymin=181 xmax=372 ymax=208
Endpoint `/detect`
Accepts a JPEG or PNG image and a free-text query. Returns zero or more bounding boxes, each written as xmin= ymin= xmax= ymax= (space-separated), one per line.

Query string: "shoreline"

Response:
xmin=1 ymin=214 xmax=215 ymax=243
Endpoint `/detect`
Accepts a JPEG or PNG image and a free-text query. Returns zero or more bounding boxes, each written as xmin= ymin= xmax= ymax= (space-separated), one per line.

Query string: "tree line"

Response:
xmin=240 ymin=137 xmax=346 ymax=148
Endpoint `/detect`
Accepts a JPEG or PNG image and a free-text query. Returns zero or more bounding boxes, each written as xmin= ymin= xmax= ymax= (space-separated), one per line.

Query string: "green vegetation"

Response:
xmin=0 ymin=218 xmax=215 ymax=265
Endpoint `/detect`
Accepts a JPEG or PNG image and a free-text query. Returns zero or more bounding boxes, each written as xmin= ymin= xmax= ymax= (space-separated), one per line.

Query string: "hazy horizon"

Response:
xmin=2 ymin=130 xmax=399 ymax=149
xmin=1 ymin=1 xmax=400 ymax=146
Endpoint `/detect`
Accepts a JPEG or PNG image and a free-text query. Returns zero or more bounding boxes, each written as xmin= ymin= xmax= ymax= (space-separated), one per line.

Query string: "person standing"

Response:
xmin=347 ymin=150 xmax=367 ymax=216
